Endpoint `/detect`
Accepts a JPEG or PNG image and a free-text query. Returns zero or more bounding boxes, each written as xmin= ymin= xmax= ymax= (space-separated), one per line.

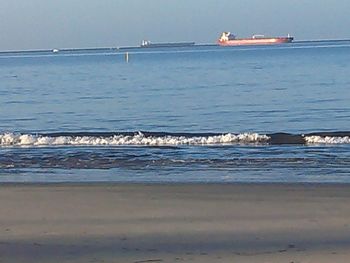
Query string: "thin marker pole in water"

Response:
xmin=125 ymin=52 xmax=129 ymax=63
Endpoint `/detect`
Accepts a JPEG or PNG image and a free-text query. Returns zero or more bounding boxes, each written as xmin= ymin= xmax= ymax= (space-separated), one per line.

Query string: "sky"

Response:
xmin=0 ymin=0 xmax=349 ymax=51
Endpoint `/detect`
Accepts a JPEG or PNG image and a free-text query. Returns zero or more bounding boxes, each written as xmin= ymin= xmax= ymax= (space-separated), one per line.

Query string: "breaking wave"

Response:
xmin=0 ymin=132 xmax=269 ymax=147
xmin=305 ymin=136 xmax=350 ymax=144
xmin=1 ymin=131 xmax=350 ymax=147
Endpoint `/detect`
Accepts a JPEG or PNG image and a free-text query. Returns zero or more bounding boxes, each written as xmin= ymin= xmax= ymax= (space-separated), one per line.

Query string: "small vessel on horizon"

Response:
xmin=140 ymin=40 xmax=195 ymax=48
xmin=218 ymin=32 xmax=293 ymax=46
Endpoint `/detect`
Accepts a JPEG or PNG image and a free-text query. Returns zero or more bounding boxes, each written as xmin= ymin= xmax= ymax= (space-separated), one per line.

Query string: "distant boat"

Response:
xmin=52 ymin=49 xmax=60 ymax=53
xmin=140 ymin=40 xmax=195 ymax=48
xmin=217 ymin=32 xmax=293 ymax=46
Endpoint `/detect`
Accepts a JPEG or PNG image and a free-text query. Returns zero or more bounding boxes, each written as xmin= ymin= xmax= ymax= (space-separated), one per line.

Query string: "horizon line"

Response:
xmin=1 ymin=38 xmax=350 ymax=54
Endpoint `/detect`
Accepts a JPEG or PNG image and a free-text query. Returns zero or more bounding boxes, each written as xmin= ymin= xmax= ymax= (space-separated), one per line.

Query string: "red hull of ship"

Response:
xmin=218 ymin=37 xmax=293 ymax=46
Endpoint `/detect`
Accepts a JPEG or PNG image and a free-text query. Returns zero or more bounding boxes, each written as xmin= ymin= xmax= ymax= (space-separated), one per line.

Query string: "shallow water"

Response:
xmin=1 ymin=41 xmax=350 ymax=183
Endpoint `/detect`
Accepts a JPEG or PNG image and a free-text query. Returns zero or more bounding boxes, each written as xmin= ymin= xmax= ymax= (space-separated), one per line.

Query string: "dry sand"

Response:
xmin=1 ymin=183 xmax=350 ymax=262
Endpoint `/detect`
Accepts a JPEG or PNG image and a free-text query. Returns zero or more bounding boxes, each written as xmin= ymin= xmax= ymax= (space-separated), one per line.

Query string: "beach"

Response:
xmin=1 ymin=7 xmax=350 ymax=263
xmin=1 ymin=183 xmax=350 ymax=262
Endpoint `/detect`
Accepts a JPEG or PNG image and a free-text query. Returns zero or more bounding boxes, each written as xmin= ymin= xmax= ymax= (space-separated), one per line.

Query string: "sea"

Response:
xmin=1 ymin=40 xmax=350 ymax=183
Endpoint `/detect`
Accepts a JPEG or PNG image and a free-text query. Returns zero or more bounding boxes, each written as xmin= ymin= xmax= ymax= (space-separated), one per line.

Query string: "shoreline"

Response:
xmin=1 ymin=183 xmax=350 ymax=262
xmin=2 ymin=181 xmax=350 ymax=192
xmin=2 ymin=180 xmax=350 ymax=185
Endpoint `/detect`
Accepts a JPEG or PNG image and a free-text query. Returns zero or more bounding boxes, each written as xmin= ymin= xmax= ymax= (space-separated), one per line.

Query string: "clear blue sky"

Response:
xmin=0 ymin=0 xmax=349 ymax=50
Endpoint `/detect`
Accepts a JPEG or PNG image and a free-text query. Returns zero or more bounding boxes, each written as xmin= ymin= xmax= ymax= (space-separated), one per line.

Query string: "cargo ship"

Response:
xmin=218 ymin=32 xmax=293 ymax=46
xmin=140 ymin=40 xmax=195 ymax=48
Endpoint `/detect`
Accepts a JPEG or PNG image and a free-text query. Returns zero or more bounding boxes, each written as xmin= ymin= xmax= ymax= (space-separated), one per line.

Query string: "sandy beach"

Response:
xmin=1 ymin=183 xmax=350 ymax=262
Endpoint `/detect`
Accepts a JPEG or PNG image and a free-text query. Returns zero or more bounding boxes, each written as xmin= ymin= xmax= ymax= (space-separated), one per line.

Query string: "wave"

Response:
xmin=0 ymin=132 xmax=269 ymax=147
xmin=1 ymin=131 xmax=350 ymax=147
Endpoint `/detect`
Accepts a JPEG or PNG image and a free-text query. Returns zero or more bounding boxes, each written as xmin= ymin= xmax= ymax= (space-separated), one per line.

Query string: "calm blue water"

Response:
xmin=1 ymin=41 xmax=350 ymax=183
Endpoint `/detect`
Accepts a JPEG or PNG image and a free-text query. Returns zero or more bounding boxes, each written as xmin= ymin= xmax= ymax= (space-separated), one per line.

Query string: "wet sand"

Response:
xmin=1 ymin=183 xmax=350 ymax=262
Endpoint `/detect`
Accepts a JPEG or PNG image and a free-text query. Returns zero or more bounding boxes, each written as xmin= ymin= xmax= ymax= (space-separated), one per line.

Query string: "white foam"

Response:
xmin=305 ymin=136 xmax=350 ymax=144
xmin=0 ymin=132 xmax=269 ymax=147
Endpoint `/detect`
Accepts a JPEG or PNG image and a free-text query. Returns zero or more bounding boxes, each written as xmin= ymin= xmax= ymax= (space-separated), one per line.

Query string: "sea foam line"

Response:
xmin=2 ymin=132 xmax=350 ymax=146
xmin=0 ymin=132 xmax=269 ymax=147
xmin=304 ymin=136 xmax=350 ymax=144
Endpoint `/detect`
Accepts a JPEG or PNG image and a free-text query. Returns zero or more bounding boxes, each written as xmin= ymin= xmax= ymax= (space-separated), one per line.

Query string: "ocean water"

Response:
xmin=1 ymin=41 xmax=350 ymax=183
